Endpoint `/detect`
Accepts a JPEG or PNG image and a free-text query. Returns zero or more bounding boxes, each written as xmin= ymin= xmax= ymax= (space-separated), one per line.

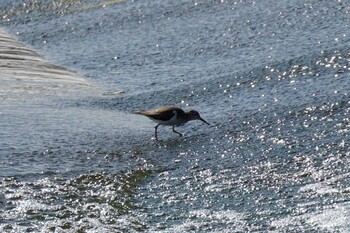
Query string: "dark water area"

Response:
xmin=1 ymin=0 xmax=350 ymax=232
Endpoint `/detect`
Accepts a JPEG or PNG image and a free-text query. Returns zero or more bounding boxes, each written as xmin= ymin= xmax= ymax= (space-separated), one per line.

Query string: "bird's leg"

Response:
xmin=154 ymin=124 xmax=159 ymax=140
xmin=172 ymin=126 xmax=183 ymax=137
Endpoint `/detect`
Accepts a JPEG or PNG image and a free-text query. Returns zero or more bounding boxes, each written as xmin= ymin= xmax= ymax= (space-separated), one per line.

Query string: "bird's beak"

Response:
xmin=199 ymin=117 xmax=210 ymax=125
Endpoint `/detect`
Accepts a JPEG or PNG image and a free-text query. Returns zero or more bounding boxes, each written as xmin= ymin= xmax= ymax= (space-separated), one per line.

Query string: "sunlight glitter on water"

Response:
xmin=1 ymin=0 xmax=350 ymax=231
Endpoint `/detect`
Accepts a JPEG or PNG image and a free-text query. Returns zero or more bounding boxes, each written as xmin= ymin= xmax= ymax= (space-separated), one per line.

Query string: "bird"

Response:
xmin=134 ymin=106 xmax=210 ymax=140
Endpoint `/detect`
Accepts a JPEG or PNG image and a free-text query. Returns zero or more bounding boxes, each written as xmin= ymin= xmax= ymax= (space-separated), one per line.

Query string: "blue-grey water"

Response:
xmin=1 ymin=0 xmax=350 ymax=232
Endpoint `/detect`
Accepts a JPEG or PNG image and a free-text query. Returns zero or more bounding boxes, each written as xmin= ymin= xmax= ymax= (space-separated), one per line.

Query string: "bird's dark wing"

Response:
xmin=149 ymin=109 xmax=175 ymax=121
xmin=139 ymin=106 xmax=184 ymax=121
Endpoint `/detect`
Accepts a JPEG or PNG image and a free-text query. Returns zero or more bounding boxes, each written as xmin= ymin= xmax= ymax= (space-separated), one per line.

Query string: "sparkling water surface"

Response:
xmin=1 ymin=0 xmax=350 ymax=232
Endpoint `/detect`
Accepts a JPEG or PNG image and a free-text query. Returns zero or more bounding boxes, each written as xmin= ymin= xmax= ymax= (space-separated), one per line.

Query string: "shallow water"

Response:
xmin=1 ymin=0 xmax=350 ymax=232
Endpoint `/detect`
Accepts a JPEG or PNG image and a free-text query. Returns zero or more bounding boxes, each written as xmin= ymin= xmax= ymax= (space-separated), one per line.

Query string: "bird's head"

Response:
xmin=188 ymin=110 xmax=210 ymax=125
